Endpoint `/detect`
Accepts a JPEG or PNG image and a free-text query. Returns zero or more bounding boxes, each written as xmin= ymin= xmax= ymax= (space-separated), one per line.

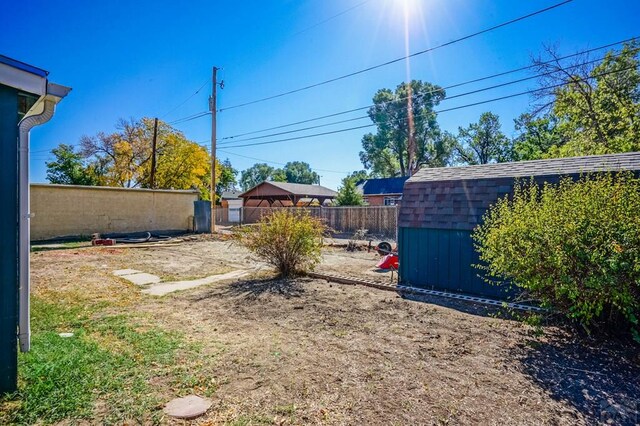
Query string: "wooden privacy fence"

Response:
xmin=216 ymin=206 xmax=398 ymax=239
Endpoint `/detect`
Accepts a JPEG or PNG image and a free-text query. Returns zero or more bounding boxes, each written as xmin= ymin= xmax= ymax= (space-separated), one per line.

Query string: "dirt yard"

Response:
xmin=23 ymin=237 xmax=640 ymax=425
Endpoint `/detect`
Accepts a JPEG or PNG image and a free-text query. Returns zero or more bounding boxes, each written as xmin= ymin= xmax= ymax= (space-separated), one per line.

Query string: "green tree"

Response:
xmin=283 ymin=161 xmax=320 ymax=184
xmin=45 ymin=144 xmax=101 ymax=185
xmin=509 ymin=113 xmax=566 ymax=161
xmin=455 ymin=112 xmax=509 ymax=165
xmin=334 ymin=177 xmax=364 ymax=206
xmin=359 ymin=80 xmax=453 ymax=176
xmin=216 ymin=158 xmax=238 ymax=195
xmin=240 ymin=163 xmax=275 ymax=190
xmin=346 ymin=170 xmax=369 ymax=183
xmin=532 ymin=42 xmax=640 ymax=156
xmin=271 ymin=168 xmax=287 ymax=183
xmin=239 ymin=161 xmax=321 ymax=190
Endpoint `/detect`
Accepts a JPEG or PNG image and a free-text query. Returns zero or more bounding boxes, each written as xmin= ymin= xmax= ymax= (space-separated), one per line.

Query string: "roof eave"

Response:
xmin=0 ymin=60 xmax=47 ymax=96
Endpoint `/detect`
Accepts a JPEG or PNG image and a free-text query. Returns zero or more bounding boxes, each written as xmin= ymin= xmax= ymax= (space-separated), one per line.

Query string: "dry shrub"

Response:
xmin=234 ymin=209 xmax=326 ymax=277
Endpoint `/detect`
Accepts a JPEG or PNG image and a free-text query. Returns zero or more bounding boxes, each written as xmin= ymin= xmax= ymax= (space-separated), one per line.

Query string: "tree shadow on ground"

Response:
xmin=512 ymin=333 xmax=640 ymax=425
xmin=190 ymin=277 xmax=306 ymax=302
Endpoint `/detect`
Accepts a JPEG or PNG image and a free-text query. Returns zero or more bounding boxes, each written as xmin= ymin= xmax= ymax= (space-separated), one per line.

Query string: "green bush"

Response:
xmin=473 ymin=173 xmax=640 ymax=339
xmin=235 ymin=209 xmax=326 ymax=277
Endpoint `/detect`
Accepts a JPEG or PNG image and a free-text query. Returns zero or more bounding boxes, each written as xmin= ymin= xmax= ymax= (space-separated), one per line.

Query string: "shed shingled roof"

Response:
xmin=400 ymin=152 xmax=640 ymax=231
xmin=408 ymin=152 xmax=640 ymax=183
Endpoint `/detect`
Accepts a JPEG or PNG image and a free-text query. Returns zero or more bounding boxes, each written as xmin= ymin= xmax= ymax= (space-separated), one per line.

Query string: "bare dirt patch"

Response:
xmin=27 ymin=239 xmax=640 ymax=425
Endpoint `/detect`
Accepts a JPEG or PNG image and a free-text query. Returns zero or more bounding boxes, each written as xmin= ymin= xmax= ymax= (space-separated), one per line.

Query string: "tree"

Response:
xmin=81 ymin=118 xmax=157 ymax=187
xmin=283 ymin=161 xmax=320 ymax=184
xmin=334 ymin=177 xmax=364 ymax=206
xmin=455 ymin=112 xmax=509 ymax=165
xmin=45 ymin=144 xmax=102 ymax=185
xmin=239 ymin=161 xmax=321 ymax=190
xmin=152 ymin=132 xmax=211 ymax=192
xmin=360 ymin=134 xmax=402 ymax=177
xmin=217 ymin=158 xmax=238 ymax=195
xmin=346 ymin=170 xmax=369 ymax=184
xmin=240 ymin=163 xmax=275 ymax=190
xmin=509 ymin=113 xmax=566 ymax=161
xmin=271 ymin=168 xmax=287 ymax=183
xmin=531 ymin=42 xmax=640 ymax=156
xmin=359 ymin=80 xmax=453 ymax=177
xmin=77 ymin=117 xmax=216 ymax=197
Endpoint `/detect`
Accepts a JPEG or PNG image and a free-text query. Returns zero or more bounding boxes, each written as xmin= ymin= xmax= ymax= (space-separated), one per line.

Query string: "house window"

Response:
xmin=384 ymin=196 xmax=401 ymax=206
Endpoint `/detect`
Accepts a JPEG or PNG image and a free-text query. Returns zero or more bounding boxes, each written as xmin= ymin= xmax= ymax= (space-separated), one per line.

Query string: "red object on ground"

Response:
xmin=92 ymin=239 xmax=116 ymax=246
xmin=377 ymin=253 xmax=399 ymax=270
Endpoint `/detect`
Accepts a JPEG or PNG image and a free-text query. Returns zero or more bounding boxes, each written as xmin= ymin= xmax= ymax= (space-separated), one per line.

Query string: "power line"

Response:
xmin=217 ymin=149 xmax=350 ymax=174
xmin=218 ymin=36 xmax=637 ymax=141
xmin=163 ymin=2 xmax=373 ymax=125
xmin=160 ymin=77 xmax=209 ymax=119
xmin=218 ymin=0 xmax=573 ymax=112
xmin=289 ymin=0 xmax=373 ymax=38
xmin=172 ymin=35 xmax=635 ymax=131
xmin=220 ymin=116 xmax=370 ymax=144
xmin=168 ymin=111 xmax=211 ymax=125
xmin=217 ymin=52 xmax=626 ymax=146
xmin=219 ymin=65 xmax=637 ymax=149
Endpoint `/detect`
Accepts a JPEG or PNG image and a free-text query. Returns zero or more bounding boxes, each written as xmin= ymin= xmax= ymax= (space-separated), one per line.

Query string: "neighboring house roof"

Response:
xmin=221 ymin=190 xmax=242 ymax=200
xmin=358 ymin=177 xmax=409 ymax=196
xmin=239 ymin=181 xmax=337 ymax=203
xmin=408 ymin=152 xmax=640 ymax=183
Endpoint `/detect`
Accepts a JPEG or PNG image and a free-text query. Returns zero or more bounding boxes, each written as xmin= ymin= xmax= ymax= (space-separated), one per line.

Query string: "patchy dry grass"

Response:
xmin=1 ymin=240 xmax=638 ymax=425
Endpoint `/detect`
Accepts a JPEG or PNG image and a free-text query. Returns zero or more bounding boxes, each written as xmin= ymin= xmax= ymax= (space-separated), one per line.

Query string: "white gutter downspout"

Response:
xmin=17 ymin=83 xmax=70 ymax=352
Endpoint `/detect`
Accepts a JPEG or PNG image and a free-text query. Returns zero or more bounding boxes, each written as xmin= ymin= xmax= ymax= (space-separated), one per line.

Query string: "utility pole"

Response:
xmin=210 ymin=67 xmax=219 ymax=233
xmin=150 ymin=117 xmax=158 ymax=188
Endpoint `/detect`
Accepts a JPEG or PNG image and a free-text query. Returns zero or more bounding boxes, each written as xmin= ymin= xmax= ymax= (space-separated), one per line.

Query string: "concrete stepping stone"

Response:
xmin=113 ymin=270 xmax=161 ymax=286
xmin=163 ymin=395 xmax=212 ymax=420
xmin=113 ymin=269 xmax=141 ymax=276
xmin=142 ymin=269 xmax=250 ymax=296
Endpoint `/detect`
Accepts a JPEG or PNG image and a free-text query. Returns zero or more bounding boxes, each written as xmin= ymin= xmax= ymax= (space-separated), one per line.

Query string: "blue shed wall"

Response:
xmin=398 ymin=227 xmax=513 ymax=299
xmin=0 ymin=83 xmax=19 ymax=392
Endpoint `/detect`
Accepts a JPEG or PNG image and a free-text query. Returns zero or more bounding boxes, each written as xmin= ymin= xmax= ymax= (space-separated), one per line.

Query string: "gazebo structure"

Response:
xmin=239 ymin=181 xmax=337 ymax=207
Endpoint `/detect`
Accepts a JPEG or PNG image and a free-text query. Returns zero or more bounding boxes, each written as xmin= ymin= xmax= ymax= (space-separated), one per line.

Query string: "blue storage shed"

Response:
xmin=398 ymin=152 xmax=640 ymax=299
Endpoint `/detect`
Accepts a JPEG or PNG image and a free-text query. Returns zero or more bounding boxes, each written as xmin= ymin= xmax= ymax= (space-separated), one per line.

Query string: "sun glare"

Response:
xmin=397 ymin=0 xmax=422 ymax=14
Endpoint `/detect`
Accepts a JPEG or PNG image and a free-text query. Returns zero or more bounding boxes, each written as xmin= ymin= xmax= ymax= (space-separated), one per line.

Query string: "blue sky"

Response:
xmin=2 ymin=0 xmax=639 ymax=190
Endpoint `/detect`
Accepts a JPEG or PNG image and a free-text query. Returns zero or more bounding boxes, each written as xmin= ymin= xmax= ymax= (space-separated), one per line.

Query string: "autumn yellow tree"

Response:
xmin=79 ymin=117 xmax=223 ymax=199
xmin=152 ymin=133 xmax=216 ymax=198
